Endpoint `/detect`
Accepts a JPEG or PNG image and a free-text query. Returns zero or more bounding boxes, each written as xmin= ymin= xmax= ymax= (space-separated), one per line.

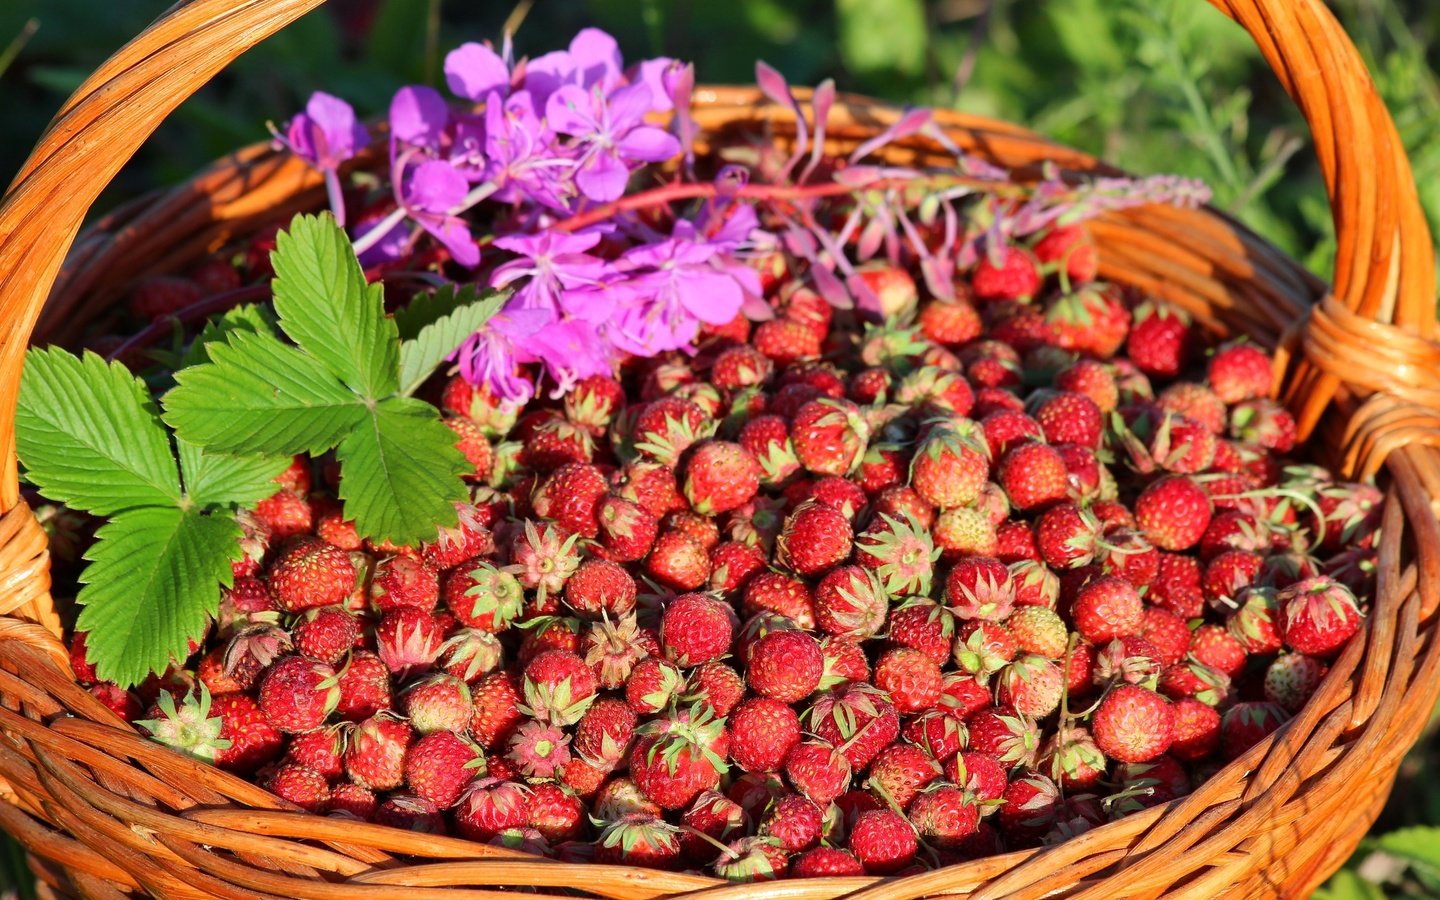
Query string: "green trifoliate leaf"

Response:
xmin=176 ymin=440 xmax=290 ymax=509
xmin=16 ymin=348 xmax=181 ymax=515
xmin=181 ymin=303 xmax=278 ymax=368
xmin=75 ymin=506 xmax=242 ymax=687
xmin=335 ymin=396 xmax=468 ymax=546
xmin=395 ymin=283 xmax=477 ymax=340
xmin=271 ymin=212 xmax=400 ymax=399
xmin=398 ymin=288 xmax=507 ymax=395
xmin=163 ymin=329 xmax=367 ymax=456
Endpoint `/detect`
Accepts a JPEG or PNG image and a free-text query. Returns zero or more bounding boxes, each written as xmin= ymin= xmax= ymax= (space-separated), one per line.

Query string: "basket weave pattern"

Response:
xmin=2 ymin=0 xmax=1439 ymax=896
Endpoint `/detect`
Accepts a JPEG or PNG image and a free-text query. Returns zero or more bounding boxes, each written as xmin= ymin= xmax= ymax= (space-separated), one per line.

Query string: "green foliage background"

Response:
xmin=1 ymin=0 xmax=1438 ymax=896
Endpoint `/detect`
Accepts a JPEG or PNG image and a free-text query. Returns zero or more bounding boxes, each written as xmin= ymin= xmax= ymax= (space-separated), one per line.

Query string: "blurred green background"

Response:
xmin=1 ymin=0 xmax=1439 ymax=897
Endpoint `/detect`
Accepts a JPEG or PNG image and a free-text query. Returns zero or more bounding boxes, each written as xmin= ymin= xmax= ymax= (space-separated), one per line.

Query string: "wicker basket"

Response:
xmin=2 ymin=0 xmax=1439 ymax=896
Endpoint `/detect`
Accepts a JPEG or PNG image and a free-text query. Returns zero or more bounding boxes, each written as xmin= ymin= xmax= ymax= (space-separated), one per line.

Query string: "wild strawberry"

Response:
xmin=746 ymin=631 xmax=823 ymax=703
xmin=789 ymin=399 xmax=869 ymax=477
xmin=345 ymin=714 xmax=414 ymax=790
xmin=996 ymin=654 xmax=1065 ymax=719
xmin=625 ymin=657 xmax=684 ymax=715
xmin=1219 ymin=701 xmax=1290 ymax=759
xmin=850 ymin=514 xmax=934 ymax=599
xmin=372 ymin=795 xmax=446 ymax=833
xmin=280 ymin=724 xmax=345 ymax=781
xmin=442 ymin=376 xmax=519 ymax=436
xmin=972 ymin=244 xmax=1041 ymax=303
xmin=873 ymin=647 xmax=942 ymax=714
xmin=254 ymin=489 xmax=313 ymax=540
xmin=1032 ymin=390 xmax=1104 ymax=449
xmin=1034 ymin=503 xmax=1103 ymax=569
xmin=1168 ymin=697 xmax=1222 ymax=761
xmin=405 ymin=730 xmax=484 ymax=807
xmin=947 ymin=750 xmax=1007 ymax=802
xmin=517 ymin=616 xmax=583 ymax=665
xmin=848 ymin=808 xmax=917 ymax=874
xmin=1208 ymin=341 xmax=1273 ymax=404
xmin=1158 ymin=382 xmax=1227 ymax=435
xmin=445 ymin=415 xmax=494 ymax=482
xmin=1188 ymin=624 xmax=1247 ymax=677
xmin=399 ymin=674 xmax=472 ymax=735
xmin=631 ymin=396 xmax=714 ymax=466
xmin=946 ymin=556 xmax=1015 ymax=621
xmin=1006 ymin=606 xmax=1067 ymax=658
xmin=1135 ymin=475 xmax=1212 ymax=551
xmin=1157 ymin=659 xmax=1230 ymax=707
xmin=592 ymin=496 xmax=657 ymax=563
xmin=1140 ymin=607 xmax=1191 ymax=667
xmin=952 ymin=620 xmax=1019 ymax=684
xmin=784 ymin=740 xmax=851 ymax=806
xmin=1038 ymin=726 xmax=1107 ymax=790
xmin=646 ymin=530 xmax=711 ymax=590
xmin=680 ymin=441 xmax=762 ymax=515
xmin=533 ymin=463 xmax=608 ymax=538
xmin=910 ymin=422 xmax=989 ymax=509
xmin=368 ymin=555 xmax=439 ymax=613
xmin=330 ymin=782 xmax=378 ymax=819
xmin=1127 ymin=304 xmax=1193 ymax=379
xmin=1263 ymin=654 xmax=1328 ymax=712
xmin=258 ymin=656 xmax=339 ymax=733
xmin=293 ymin=606 xmax=359 ymax=666
xmin=1091 ymin=684 xmax=1174 ymax=763
xmin=557 ymin=559 xmax=635 ymax=622
xmin=685 ymin=661 xmax=746 ymax=717
xmin=900 ymin=709 xmax=965 ymax=762
xmin=470 ymin=671 xmax=524 ymax=749
xmin=932 ymin=506 xmax=998 ymax=558
xmin=866 ymin=742 xmax=941 ymax=809
xmin=265 ymin=763 xmax=331 ymax=812
xmin=1151 ymin=552 xmax=1205 ymax=618
xmin=709 ymin=541 xmax=767 ymax=595
xmin=1092 ymin=636 xmax=1163 ymax=687
xmin=268 ymin=537 xmax=356 ymax=612
xmin=524 ymin=782 xmax=584 ymax=843
xmin=808 ymin=683 xmax=900 ymax=770
xmin=738 ymin=416 xmax=801 ymax=485
xmin=375 ymin=608 xmax=445 ymax=678
xmin=506 ymin=718 xmax=572 ymax=779
xmin=577 ymin=614 xmax=645 ymax=690
xmin=724 ymin=697 xmax=800 ymax=774
xmin=979 ymin=408 xmax=1043 ymax=459
xmin=665 ymin=510 xmax=721 ymax=550
xmin=574 ymin=697 xmax=637 ymax=771
xmin=754 ymin=318 xmax=822 ymax=365
xmin=564 ymin=374 xmax=625 ymax=435
xmin=966 ymin=706 xmax=1039 ymax=768
xmin=521 ymin=414 xmax=595 ymax=472
xmin=508 ymin=520 xmax=581 ymax=603
xmin=1275 ymin=576 xmax=1361 ymax=656
xmin=521 ymin=650 xmax=597 ymax=726
xmin=792 ymin=847 xmax=866 ymax=878
xmin=819 ymin=636 xmax=871 ymax=691
xmin=631 ymin=707 xmax=730 ymax=810
xmin=659 ymin=593 xmax=733 ymax=666
xmin=456 ymin=777 xmax=533 ymax=840
xmin=1072 ymin=576 xmax=1143 ymax=643
xmin=885 ymin=599 xmax=955 ymax=664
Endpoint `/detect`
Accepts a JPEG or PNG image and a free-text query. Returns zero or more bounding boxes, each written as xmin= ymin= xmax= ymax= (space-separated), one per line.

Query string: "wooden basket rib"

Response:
xmin=0 ymin=0 xmax=1438 ymax=896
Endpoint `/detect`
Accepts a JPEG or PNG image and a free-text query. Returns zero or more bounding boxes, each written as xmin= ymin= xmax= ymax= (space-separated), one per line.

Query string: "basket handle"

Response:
xmin=0 ymin=0 xmax=325 ymax=517
xmin=0 ymin=0 xmax=1433 ymax=514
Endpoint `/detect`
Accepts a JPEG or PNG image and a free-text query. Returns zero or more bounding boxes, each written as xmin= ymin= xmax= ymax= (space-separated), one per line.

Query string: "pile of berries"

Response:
xmin=68 ymin=222 xmax=1377 ymax=880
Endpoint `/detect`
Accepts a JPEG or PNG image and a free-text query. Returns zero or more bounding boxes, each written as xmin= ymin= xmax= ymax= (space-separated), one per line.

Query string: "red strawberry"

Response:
xmin=370 ymin=555 xmax=440 ymax=613
xmin=630 ymin=707 xmax=730 ymax=810
xmin=268 ymin=537 xmax=356 ymax=612
xmin=1038 ymin=726 xmax=1107 ymax=790
xmin=872 ymin=647 xmax=942 ymax=714
xmin=444 ymin=560 xmax=524 ymax=632
xmin=646 ymin=530 xmax=711 ymax=591
xmin=533 ymin=463 xmax=608 ymax=537
xmin=1072 ymin=576 xmax=1143 ymax=643
xmin=727 ymin=697 xmax=801 ymax=773
xmin=910 ymin=422 xmax=989 ymax=509
xmin=946 ymin=556 xmax=1016 ymax=621
xmin=685 ymin=661 xmax=746 ymax=717
xmin=708 ymin=541 xmax=768 ymax=596
xmin=1208 ymin=341 xmax=1273 ymax=404
xmin=784 ymin=740 xmax=852 ymax=806
xmin=470 ymin=672 xmax=524 ymax=750
xmin=455 ymin=777 xmax=533 ymax=840
xmin=1276 ymin=576 xmax=1362 ymax=656
xmin=446 ymin=415 xmax=494 ymax=482
xmin=909 ymin=782 xmax=980 ymax=848
xmin=1033 ymin=224 xmax=1098 ymax=283
xmin=1127 ymin=305 xmax=1193 ymax=378
xmin=129 ymin=275 xmax=203 ymax=319
xmin=330 ymin=782 xmax=378 ymax=819
xmin=682 ymin=441 xmax=762 ymax=515
xmin=972 ymin=244 xmax=1041 ymax=303
xmin=1135 ymin=475 xmax=1212 ymax=551
xmin=375 ymin=608 xmax=446 ymax=677
xmin=258 ymin=656 xmax=340 ymax=733
xmin=521 ymin=650 xmax=598 ymax=726
xmin=406 ymin=730 xmax=485 ymax=806
xmin=808 ymin=683 xmax=900 ymax=770
xmin=265 ymin=762 xmax=331 ymax=812
xmin=400 ymin=674 xmax=474 ymax=734
xmin=947 ymin=750 xmax=1008 ymax=802
xmin=885 ymin=599 xmax=955 ymax=664
xmin=747 ymin=631 xmax=823 ymax=703
xmin=564 ymin=374 xmax=625 ymax=435
xmin=790 ymin=399 xmax=869 ymax=477
xmin=508 ymin=520 xmax=582 ymax=603
xmin=1091 ymin=684 xmax=1174 ymax=763
xmin=1168 ymin=697 xmax=1222 ymax=761
xmin=995 ymin=655 xmax=1064 ymax=718
xmin=660 ymin=593 xmax=734 ymax=666
xmin=574 ymin=697 xmax=638 ymax=771
xmin=254 ymin=489 xmax=314 ymax=540
xmin=865 ymin=742 xmax=941 ymax=809
xmin=345 ymin=714 xmax=414 ymax=790
xmin=212 ymin=692 xmax=283 ymax=774
xmin=507 ymin=718 xmax=572 ymax=778
xmin=527 ymin=782 xmax=585 ymax=843
xmin=293 ymin=606 xmax=359 ymax=666
xmin=596 ymin=495 xmax=659 ymax=562
xmin=1219 ymin=701 xmax=1290 ymax=759
xmin=625 ymin=657 xmax=684 ymax=715
xmin=753 ymin=318 xmax=823 ymax=365
xmin=848 ymin=808 xmax=917 ymax=874
xmin=775 ymin=501 xmax=852 ymax=576
xmin=792 ymin=847 xmax=866 ymax=878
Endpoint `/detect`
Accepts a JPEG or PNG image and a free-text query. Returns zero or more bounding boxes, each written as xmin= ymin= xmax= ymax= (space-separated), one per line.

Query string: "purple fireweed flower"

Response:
xmin=522 ymin=317 xmax=617 ymax=394
xmin=484 ymin=91 xmax=575 ymax=210
xmin=546 ymin=83 xmax=681 ymax=202
xmin=445 ymin=41 xmax=513 ymax=102
xmin=282 ymin=91 xmax=370 ymax=226
xmin=401 ymin=159 xmax=481 ymax=267
xmin=452 ymin=307 xmax=549 ymax=406
xmin=490 ymin=231 xmax=610 ymax=319
xmin=607 ymin=224 xmax=750 ymax=355
xmin=524 ymin=28 xmax=624 ymax=107
xmin=632 ymin=57 xmax=684 ymax=113
xmin=390 ymin=85 xmax=451 ymax=151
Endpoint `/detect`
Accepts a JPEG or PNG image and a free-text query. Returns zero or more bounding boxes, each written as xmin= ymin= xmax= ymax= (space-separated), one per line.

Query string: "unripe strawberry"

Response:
xmin=1263 ymin=653 xmax=1329 ymax=712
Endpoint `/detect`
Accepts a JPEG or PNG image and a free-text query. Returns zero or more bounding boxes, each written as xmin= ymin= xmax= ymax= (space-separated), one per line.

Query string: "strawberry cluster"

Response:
xmin=69 ymin=222 xmax=1377 ymax=880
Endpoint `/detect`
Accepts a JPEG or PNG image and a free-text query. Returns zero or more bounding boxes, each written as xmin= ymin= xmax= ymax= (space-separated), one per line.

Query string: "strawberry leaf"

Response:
xmin=334 ymin=396 xmax=468 ymax=545
xmin=397 ymin=286 xmax=507 ymax=396
xmin=271 ymin=212 xmax=400 ymax=399
xmin=164 ymin=329 xmax=368 ymax=456
xmin=75 ymin=506 xmax=242 ymax=687
xmin=176 ymin=440 xmax=291 ymax=509
xmin=16 ymin=348 xmax=181 ymax=515
xmin=181 ymin=303 xmax=277 ymax=368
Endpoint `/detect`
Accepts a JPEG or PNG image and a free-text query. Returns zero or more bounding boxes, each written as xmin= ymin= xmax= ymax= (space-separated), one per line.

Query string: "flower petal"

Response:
xmin=390 ymin=85 xmax=450 ymax=149
xmin=617 ymin=125 xmax=681 ymax=164
xmin=405 ymin=160 xmax=470 ymax=213
xmin=445 ymin=42 xmax=510 ymax=101
xmin=574 ymin=149 xmax=630 ymax=202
